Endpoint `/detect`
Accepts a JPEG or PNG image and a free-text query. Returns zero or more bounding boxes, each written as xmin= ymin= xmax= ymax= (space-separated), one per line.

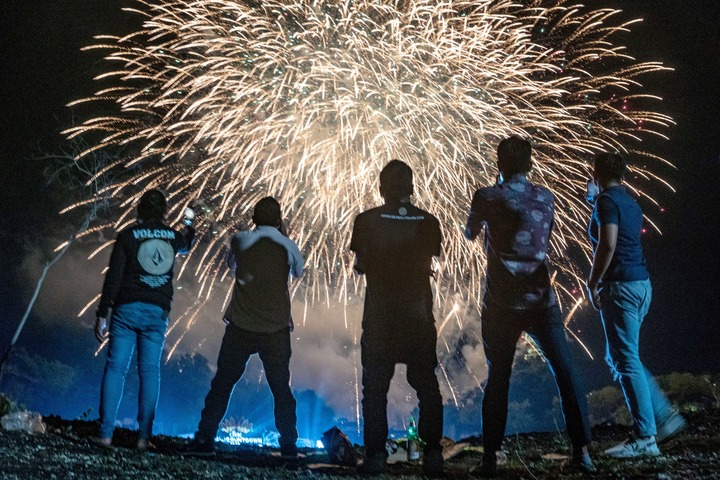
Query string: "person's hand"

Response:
xmin=353 ymin=258 xmax=366 ymax=275
xmin=183 ymin=206 xmax=196 ymax=226
xmin=586 ymin=179 xmax=600 ymax=204
xmin=95 ymin=317 xmax=109 ymax=342
xmin=586 ymin=282 xmax=601 ymax=311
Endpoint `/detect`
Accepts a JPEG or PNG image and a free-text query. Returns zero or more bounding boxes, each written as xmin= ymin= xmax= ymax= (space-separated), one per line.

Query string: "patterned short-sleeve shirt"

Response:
xmin=466 ymin=175 xmax=557 ymax=310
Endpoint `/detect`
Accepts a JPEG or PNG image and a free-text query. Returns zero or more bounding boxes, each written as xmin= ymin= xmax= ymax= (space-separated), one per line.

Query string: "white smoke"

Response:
xmin=19 ymin=236 xmax=489 ymax=432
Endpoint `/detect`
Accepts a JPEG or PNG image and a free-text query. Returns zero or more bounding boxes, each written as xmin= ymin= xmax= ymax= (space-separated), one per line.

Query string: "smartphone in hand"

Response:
xmin=586 ymin=179 xmax=600 ymax=204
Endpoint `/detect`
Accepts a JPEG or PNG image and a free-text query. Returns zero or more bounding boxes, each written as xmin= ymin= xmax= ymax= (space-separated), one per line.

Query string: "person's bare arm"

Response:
xmin=586 ymin=223 xmax=618 ymax=310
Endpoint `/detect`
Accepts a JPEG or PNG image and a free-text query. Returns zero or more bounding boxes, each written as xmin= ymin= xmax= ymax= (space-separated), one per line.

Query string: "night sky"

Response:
xmin=1 ymin=0 xmax=719 ymax=429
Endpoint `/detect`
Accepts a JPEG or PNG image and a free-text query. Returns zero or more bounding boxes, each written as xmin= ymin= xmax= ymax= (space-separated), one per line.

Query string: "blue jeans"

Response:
xmin=600 ymin=279 xmax=673 ymax=437
xmin=99 ymin=302 xmax=168 ymax=439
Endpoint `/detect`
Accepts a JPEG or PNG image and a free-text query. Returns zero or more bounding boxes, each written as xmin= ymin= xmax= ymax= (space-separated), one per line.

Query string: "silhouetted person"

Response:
xmin=184 ymin=197 xmax=304 ymax=460
xmin=586 ymin=152 xmax=686 ymax=458
xmin=92 ymin=189 xmax=195 ymax=450
xmin=465 ymin=137 xmax=593 ymax=476
xmin=350 ymin=160 xmax=444 ymax=476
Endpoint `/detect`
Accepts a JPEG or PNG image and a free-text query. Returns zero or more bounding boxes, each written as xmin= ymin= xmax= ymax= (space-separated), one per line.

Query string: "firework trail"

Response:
xmin=65 ymin=0 xmax=672 ymax=405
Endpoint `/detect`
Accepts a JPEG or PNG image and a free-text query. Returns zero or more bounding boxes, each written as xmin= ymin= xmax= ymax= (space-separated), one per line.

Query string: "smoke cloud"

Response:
xmin=18 ymin=233 xmax=491 ymax=435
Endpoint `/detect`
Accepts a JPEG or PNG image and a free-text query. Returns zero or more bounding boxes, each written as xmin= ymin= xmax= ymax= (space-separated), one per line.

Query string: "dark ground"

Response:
xmin=1 ymin=409 xmax=719 ymax=480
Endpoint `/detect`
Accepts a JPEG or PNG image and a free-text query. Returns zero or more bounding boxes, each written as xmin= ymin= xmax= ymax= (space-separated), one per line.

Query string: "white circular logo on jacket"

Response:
xmin=137 ymin=239 xmax=174 ymax=275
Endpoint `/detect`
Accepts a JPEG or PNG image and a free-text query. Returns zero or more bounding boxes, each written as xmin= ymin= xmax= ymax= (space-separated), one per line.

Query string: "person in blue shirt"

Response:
xmin=587 ymin=152 xmax=686 ymax=458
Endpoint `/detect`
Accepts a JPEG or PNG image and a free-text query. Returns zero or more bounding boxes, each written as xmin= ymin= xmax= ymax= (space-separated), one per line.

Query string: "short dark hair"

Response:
xmin=137 ymin=189 xmax=167 ymax=222
xmin=497 ymin=136 xmax=532 ymax=177
xmin=379 ymin=159 xmax=414 ymax=202
xmin=593 ymin=152 xmax=626 ymax=182
xmin=253 ymin=196 xmax=282 ymax=227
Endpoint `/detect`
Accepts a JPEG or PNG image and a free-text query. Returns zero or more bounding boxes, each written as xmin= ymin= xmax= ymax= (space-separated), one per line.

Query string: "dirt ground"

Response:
xmin=1 ymin=408 xmax=719 ymax=479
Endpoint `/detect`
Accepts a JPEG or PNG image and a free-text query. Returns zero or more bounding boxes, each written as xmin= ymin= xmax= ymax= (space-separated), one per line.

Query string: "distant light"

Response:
xmin=316 ymin=440 xmax=324 ymax=449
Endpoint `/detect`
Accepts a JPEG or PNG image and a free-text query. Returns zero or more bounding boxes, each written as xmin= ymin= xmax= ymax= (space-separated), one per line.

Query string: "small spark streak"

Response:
xmin=438 ymin=361 xmax=459 ymax=408
xmin=93 ymin=338 xmax=109 ymax=357
xmin=563 ymin=297 xmax=585 ymax=328
xmin=165 ymin=299 xmax=209 ymax=362
xmin=437 ymin=304 xmax=458 ymax=334
xmin=78 ymin=294 xmax=102 ymax=317
xmin=565 ymin=326 xmax=595 ymax=361
xmin=54 ymin=241 xmax=70 ymax=253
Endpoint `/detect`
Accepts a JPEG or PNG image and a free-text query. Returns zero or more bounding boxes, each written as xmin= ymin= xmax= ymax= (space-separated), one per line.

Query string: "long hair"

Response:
xmin=137 ymin=189 xmax=167 ymax=222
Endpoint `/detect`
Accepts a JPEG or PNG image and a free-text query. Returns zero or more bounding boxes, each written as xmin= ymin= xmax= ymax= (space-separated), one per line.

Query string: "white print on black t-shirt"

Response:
xmin=380 ymin=213 xmax=425 ymax=221
xmin=139 ymin=274 xmax=171 ymax=288
xmin=137 ymin=238 xmax=174 ymax=288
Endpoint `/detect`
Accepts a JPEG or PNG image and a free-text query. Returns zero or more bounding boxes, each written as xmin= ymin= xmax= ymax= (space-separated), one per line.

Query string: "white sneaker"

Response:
xmin=656 ymin=412 xmax=688 ymax=444
xmin=604 ymin=436 xmax=660 ymax=458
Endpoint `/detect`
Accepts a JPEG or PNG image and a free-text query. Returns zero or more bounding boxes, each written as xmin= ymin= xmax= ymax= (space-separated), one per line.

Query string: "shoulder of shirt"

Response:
xmin=232 ymin=229 xmax=251 ymax=237
xmin=532 ymin=183 xmax=554 ymax=198
xmin=124 ymin=221 xmax=174 ymax=230
xmin=410 ymin=205 xmax=439 ymax=221
xmin=355 ymin=206 xmax=383 ymax=219
xmin=117 ymin=223 xmax=140 ymax=237
xmin=596 ymin=191 xmax=619 ymax=206
xmin=475 ymin=185 xmax=496 ymax=196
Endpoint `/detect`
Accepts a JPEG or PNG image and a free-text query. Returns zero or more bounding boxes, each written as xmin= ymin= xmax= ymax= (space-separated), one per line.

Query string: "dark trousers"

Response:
xmin=361 ymin=325 xmax=443 ymax=457
xmin=197 ymin=323 xmax=298 ymax=449
xmin=481 ymin=305 xmax=591 ymax=453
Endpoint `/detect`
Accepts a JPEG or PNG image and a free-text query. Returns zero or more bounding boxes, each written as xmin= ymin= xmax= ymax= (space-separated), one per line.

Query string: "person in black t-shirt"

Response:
xmin=92 ymin=190 xmax=195 ymax=450
xmin=350 ymin=160 xmax=444 ymax=476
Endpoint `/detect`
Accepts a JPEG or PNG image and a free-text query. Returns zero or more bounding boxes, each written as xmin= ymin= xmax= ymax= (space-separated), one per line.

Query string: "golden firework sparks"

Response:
xmin=66 ymin=0 xmax=672 ymax=392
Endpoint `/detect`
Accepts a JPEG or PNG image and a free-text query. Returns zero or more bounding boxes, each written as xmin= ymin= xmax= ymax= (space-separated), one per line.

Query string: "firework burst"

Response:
xmin=65 ymin=0 xmax=672 ymax=362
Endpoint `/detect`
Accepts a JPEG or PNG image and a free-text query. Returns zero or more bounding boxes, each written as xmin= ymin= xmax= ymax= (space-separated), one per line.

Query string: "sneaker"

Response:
xmin=571 ymin=449 xmax=596 ymax=473
xmin=136 ymin=438 xmax=155 ymax=452
xmin=280 ymin=445 xmax=300 ymax=469
xmin=181 ymin=437 xmax=215 ymax=457
xmin=422 ymin=449 xmax=444 ymax=477
xmin=604 ymin=436 xmax=660 ymax=458
xmin=280 ymin=444 xmax=299 ymax=460
xmin=359 ymin=452 xmax=387 ymax=474
xmin=88 ymin=436 xmax=113 ymax=448
xmin=656 ymin=412 xmax=688 ymax=444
